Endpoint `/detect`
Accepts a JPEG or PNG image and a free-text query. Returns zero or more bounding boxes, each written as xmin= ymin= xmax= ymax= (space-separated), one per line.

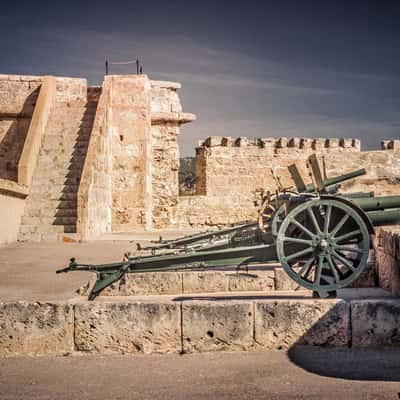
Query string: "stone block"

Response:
xmin=351 ymin=300 xmax=400 ymax=346
xmin=203 ymin=136 xmax=223 ymax=147
xmin=254 ymin=299 xmax=349 ymax=349
xmin=0 ymin=302 xmax=73 ymax=357
xmin=182 ymin=301 xmax=253 ymax=352
xmin=74 ymin=301 xmax=181 ymax=354
xmin=182 ymin=271 xmax=228 ymax=293
xmin=120 ymin=272 xmax=183 ymax=295
xmin=348 ymin=260 xmax=377 ymax=288
xmin=228 ymin=270 xmax=274 ymax=292
xmin=274 ymin=268 xmax=301 ymax=291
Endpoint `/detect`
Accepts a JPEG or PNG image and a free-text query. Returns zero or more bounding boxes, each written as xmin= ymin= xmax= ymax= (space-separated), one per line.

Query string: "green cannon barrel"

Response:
xmin=366 ymin=208 xmax=400 ymax=225
xmin=304 ymin=168 xmax=366 ymax=193
xmin=351 ymin=195 xmax=400 ymax=211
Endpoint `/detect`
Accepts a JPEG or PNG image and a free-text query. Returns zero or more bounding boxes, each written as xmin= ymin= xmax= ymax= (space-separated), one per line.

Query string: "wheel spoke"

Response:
xmin=285 ymin=247 xmax=314 ymax=262
xmin=331 ymin=250 xmax=356 ymax=271
xmin=308 ymin=207 xmax=322 ymax=235
xmin=291 ymin=219 xmax=316 ymax=239
xmin=297 ymin=257 xmax=315 ymax=279
xmin=315 ymin=255 xmax=324 ymax=285
xmin=323 ymin=205 xmax=332 ymax=235
xmin=326 ymin=254 xmax=340 ymax=283
xmin=283 ymin=237 xmax=313 ymax=245
xmin=331 ymin=214 xmax=349 ymax=237
xmin=336 ymin=245 xmax=363 ymax=254
xmin=334 ymin=229 xmax=361 ymax=243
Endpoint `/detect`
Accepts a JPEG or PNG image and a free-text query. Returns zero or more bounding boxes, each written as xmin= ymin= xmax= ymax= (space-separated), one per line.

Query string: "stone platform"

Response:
xmin=0 ymin=236 xmax=399 ymax=357
xmin=0 ymin=288 xmax=398 ymax=357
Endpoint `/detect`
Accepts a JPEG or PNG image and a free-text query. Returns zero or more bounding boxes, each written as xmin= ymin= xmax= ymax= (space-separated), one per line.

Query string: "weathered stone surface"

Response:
xmin=182 ymin=271 xmax=228 ymax=293
xmin=254 ymin=300 xmax=349 ymax=349
xmin=228 ymin=270 xmax=274 ymax=292
xmin=74 ymin=301 xmax=181 ymax=354
xmin=274 ymin=268 xmax=301 ymax=291
xmin=121 ymin=272 xmax=182 ymax=295
xmin=182 ymin=301 xmax=253 ymax=352
xmin=351 ymin=300 xmax=400 ymax=346
xmin=348 ymin=259 xmax=377 ymax=288
xmin=176 ymin=142 xmax=400 ymax=228
xmin=374 ymin=227 xmax=400 ymax=296
xmin=0 ymin=302 xmax=73 ymax=357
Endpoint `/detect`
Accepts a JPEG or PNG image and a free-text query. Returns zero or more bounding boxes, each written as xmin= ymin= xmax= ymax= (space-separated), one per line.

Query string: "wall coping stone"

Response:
xmin=151 ymin=80 xmax=182 ymax=90
xmin=151 ymin=111 xmax=196 ymax=125
xmin=198 ymin=136 xmax=362 ymax=151
xmin=0 ymin=178 xmax=28 ymax=198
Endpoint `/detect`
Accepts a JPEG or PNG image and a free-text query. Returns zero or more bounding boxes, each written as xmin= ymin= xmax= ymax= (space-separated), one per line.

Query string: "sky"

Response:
xmin=1 ymin=0 xmax=399 ymax=156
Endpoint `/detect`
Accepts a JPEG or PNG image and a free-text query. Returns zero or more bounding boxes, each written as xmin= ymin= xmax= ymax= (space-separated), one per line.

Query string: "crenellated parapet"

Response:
xmin=198 ymin=136 xmax=361 ymax=153
xmin=381 ymin=140 xmax=400 ymax=151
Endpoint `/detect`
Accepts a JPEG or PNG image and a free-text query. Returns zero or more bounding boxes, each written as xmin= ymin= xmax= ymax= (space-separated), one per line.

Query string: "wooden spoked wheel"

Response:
xmin=276 ymin=199 xmax=370 ymax=297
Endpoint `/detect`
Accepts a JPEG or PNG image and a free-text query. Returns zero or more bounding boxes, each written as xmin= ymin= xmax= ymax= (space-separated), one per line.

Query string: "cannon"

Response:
xmin=57 ymin=155 xmax=400 ymax=300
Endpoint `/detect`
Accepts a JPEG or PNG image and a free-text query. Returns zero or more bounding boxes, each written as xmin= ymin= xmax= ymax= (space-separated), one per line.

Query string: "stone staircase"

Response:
xmin=19 ymin=88 xmax=100 ymax=241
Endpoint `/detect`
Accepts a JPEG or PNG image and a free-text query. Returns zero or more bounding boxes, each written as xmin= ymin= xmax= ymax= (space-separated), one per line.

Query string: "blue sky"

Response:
xmin=1 ymin=0 xmax=399 ymax=155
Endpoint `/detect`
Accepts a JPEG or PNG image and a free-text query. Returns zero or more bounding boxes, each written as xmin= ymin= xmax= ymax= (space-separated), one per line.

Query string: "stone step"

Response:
xmin=53 ymin=216 xmax=77 ymax=226
xmin=18 ymin=97 xmax=98 ymax=242
xmin=42 ymin=208 xmax=78 ymax=218
xmin=0 ymin=289 xmax=397 ymax=356
xmin=25 ymin=199 xmax=77 ymax=209
xmin=80 ymin=262 xmax=377 ymax=297
xmin=28 ymin=186 xmax=79 ymax=198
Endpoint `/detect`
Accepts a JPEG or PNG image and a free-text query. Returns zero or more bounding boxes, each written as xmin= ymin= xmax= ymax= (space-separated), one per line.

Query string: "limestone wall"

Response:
xmin=374 ymin=227 xmax=400 ymax=297
xmin=77 ymin=80 xmax=113 ymax=239
xmin=109 ymin=75 xmax=152 ymax=232
xmin=0 ymin=75 xmax=41 ymax=182
xmin=0 ymin=179 xmax=28 ymax=245
xmin=176 ymin=137 xmax=400 ymax=227
xmin=150 ymin=80 xmax=191 ymax=229
xmin=77 ymin=75 xmax=194 ymax=236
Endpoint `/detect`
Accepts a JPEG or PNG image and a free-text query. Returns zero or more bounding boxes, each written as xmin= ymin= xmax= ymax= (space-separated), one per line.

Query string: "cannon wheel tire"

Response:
xmin=276 ymin=198 xmax=370 ymax=297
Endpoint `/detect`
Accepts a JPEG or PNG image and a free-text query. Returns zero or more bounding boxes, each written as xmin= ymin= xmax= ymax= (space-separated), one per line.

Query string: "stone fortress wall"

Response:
xmin=0 ymin=72 xmax=399 ymax=242
xmin=175 ymin=137 xmax=400 ymax=227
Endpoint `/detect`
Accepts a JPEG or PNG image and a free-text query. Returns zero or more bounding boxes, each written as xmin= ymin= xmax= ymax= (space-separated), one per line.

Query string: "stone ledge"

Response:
xmin=151 ymin=80 xmax=181 ymax=90
xmin=151 ymin=111 xmax=196 ymax=125
xmin=79 ymin=266 xmax=373 ymax=297
xmin=182 ymin=301 xmax=254 ymax=352
xmin=0 ymin=178 xmax=29 ymax=199
xmin=74 ymin=301 xmax=181 ymax=354
xmin=351 ymin=300 xmax=400 ymax=346
xmin=1 ymin=296 xmax=400 ymax=356
xmin=0 ymin=74 xmax=42 ymax=82
xmin=254 ymin=299 xmax=350 ymax=349
xmin=0 ymin=301 xmax=74 ymax=357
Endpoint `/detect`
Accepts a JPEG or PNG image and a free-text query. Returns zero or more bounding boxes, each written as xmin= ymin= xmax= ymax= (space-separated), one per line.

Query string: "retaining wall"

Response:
xmin=1 ymin=296 xmax=399 ymax=357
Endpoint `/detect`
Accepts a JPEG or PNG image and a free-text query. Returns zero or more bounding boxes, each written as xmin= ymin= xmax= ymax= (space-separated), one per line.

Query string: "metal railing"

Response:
xmin=105 ymin=59 xmax=143 ymax=75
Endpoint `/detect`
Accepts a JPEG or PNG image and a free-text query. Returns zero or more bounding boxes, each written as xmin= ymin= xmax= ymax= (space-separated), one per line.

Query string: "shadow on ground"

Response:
xmin=287 ymin=346 xmax=400 ymax=381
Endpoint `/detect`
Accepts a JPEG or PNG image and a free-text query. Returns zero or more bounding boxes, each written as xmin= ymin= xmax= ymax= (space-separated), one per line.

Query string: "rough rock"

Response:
xmin=254 ymin=300 xmax=350 ymax=349
xmin=182 ymin=271 xmax=228 ymax=293
xmin=74 ymin=301 xmax=181 ymax=354
xmin=121 ymin=272 xmax=183 ymax=295
xmin=0 ymin=301 xmax=73 ymax=357
xmin=182 ymin=301 xmax=253 ymax=352
xmin=228 ymin=270 xmax=274 ymax=292
xmin=351 ymin=300 xmax=400 ymax=346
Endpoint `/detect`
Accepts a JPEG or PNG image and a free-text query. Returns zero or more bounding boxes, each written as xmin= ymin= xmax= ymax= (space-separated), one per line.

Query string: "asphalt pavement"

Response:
xmin=1 ymin=347 xmax=400 ymax=400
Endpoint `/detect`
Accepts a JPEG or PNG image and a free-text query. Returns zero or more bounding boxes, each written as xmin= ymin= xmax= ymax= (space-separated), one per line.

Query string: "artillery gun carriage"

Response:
xmin=58 ymin=155 xmax=400 ymax=300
